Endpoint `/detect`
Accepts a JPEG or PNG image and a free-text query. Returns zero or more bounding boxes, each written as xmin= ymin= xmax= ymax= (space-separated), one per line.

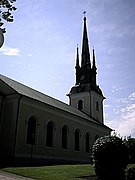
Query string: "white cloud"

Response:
xmin=115 ymin=98 xmax=128 ymax=104
xmin=128 ymin=92 xmax=135 ymax=101
xmin=116 ymin=104 xmax=135 ymax=137
xmin=0 ymin=46 xmax=20 ymax=56
xmin=111 ymin=85 xmax=123 ymax=93
xmin=104 ymin=104 xmax=111 ymax=108
xmin=106 ymin=92 xmax=135 ymax=137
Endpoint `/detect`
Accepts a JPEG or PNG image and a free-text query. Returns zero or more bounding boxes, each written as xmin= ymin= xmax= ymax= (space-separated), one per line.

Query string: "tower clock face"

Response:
xmin=80 ymin=75 xmax=85 ymax=80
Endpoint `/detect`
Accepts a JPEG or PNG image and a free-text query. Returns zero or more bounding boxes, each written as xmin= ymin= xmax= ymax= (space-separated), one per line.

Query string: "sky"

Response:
xmin=0 ymin=0 xmax=135 ymax=138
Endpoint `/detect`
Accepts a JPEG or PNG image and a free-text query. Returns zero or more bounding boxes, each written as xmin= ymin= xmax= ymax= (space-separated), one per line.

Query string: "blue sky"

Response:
xmin=0 ymin=0 xmax=135 ymax=137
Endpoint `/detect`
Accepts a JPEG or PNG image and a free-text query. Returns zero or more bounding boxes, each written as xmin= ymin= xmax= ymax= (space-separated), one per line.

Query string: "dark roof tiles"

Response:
xmin=0 ymin=74 xmax=109 ymax=128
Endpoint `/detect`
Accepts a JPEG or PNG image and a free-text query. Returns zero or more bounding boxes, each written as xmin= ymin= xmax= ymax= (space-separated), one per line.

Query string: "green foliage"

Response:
xmin=124 ymin=138 xmax=135 ymax=163
xmin=92 ymin=135 xmax=129 ymax=180
xmin=0 ymin=0 xmax=17 ymax=33
xmin=126 ymin=167 xmax=135 ymax=180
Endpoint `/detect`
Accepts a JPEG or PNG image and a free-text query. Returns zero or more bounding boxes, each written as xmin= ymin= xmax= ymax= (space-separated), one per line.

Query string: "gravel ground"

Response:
xmin=0 ymin=171 xmax=34 ymax=180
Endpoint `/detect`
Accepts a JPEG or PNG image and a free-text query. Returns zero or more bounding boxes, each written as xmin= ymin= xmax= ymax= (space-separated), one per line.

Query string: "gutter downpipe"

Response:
xmin=0 ymin=95 xmax=5 ymax=131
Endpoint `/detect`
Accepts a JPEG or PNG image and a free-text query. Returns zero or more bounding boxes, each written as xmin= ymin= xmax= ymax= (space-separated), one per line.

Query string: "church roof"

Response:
xmin=0 ymin=74 xmax=110 ymax=129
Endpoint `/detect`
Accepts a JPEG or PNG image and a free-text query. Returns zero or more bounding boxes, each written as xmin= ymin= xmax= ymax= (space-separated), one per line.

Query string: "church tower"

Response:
xmin=68 ymin=15 xmax=105 ymax=124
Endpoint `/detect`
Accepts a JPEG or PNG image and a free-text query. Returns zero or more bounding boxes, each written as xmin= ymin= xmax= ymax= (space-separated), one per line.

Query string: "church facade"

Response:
xmin=0 ymin=16 xmax=111 ymax=164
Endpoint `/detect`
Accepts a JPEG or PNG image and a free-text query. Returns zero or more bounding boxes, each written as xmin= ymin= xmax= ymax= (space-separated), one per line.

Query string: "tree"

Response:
xmin=0 ymin=0 xmax=17 ymax=33
xmin=124 ymin=138 xmax=135 ymax=163
xmin=126 ymin=167 xmax=135 ymax=180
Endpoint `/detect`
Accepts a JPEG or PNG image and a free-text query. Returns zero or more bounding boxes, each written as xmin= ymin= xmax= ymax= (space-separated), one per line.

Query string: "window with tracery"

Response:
xmin=78 ymin=99 xmax=83 ymax=110
xmin=26 ymin=117 xmax=36 ymax=145
xmin=96 ymin=101 xmax=99 ymax=111
xmin=86 ymin=132 xmax=90 ymax=153
xmin=75 ymin=129 xmax=80 ymax=151
xmin=46 ymin=121 xmax=54 ymax=147
xmin=62 ymin=125 xmax=68 ymax=149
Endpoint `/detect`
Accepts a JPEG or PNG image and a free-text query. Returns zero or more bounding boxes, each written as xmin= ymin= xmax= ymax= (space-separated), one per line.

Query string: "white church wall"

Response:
xmin=14 ymin=96 xmax=110 ymax=163
xmin=0 ymin=94 xmax=20 ymax=158
xmin=90 ymin=90 xmax=104 ymax=123
xmin=69 ymin=91 xmax=91 ymax=116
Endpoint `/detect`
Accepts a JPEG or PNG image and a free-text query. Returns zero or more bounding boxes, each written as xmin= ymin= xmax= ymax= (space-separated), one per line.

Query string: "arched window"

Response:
xmin=86 ymin=132 xmax=90 ymax=153
xmin=62 ymin=125 xmax=68 ymax=149
xmin=26 ymin=117 xmax=36 ymax=145
xmin=78 ymin=100 xmax=83 ymax=110
xmin=46 ymin=121 xmax=54 ymax=147
xmin=75 ymin=129 xmax=80 ymax=151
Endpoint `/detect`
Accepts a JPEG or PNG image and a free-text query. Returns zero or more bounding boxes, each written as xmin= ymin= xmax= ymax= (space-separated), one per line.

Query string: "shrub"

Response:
xmin=92 ymin=135 xmax=129 ymax=180
xmin=124 ymin=138 xmax=135 ymax=163
xmin=126 ymin=167 xmax=135 ymax=180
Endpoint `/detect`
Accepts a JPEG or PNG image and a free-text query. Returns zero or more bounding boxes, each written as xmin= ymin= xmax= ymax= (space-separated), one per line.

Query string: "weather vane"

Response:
xmin=83 ymin=11 xmax=86 ymax=17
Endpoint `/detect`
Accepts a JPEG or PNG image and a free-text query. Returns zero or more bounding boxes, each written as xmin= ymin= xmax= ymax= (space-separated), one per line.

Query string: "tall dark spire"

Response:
xmin=68 ymin=14 xmax=103 ymax=98
xmin=81 ymin=13 xmax=91 ymax=67
xmin=92 ymin=48 xmax=96 ymax=70
xmin=76 ymin=45 xmax=80 ymax=68
xmin=75 ymin=46 xmax=80 ymax=85
xmin=92 ymin=48 xmax=97 ymax=85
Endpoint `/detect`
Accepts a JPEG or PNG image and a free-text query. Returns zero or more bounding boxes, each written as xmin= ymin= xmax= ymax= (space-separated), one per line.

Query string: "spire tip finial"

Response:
xmin=83 ymin=11 xmax=86 ymax=16
xmin=83 ymin=11 xmax=86 ymax=21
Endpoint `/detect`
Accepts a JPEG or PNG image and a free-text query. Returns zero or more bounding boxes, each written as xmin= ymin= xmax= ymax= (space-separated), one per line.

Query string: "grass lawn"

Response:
xmin=1 ymin=164 xmax=95 ymax=180
xmin=1 ymin=164 xmax=135 ymax=180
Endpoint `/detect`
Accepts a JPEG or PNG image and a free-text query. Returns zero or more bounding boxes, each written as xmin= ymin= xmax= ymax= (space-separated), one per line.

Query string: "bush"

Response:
xmin=126 ymin=167 xmax=135 ymax=180
xmin=124 ymin=138 xmax=135 ymax=163
xmin=92 ymin=135 xmax=129 ymax=180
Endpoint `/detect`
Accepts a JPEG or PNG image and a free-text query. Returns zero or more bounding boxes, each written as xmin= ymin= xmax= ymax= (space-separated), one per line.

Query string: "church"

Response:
xmin=0 ymin=16 xmax=111 ymax=164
